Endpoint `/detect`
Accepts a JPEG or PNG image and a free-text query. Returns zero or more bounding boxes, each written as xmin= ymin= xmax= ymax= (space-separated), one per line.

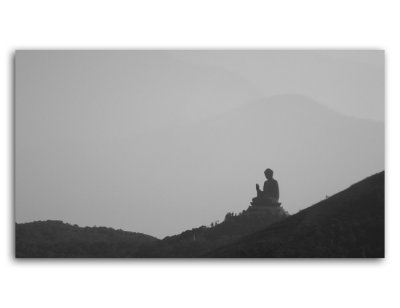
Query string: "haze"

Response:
xmin=15 ymin=50 xmax=384 ymax=238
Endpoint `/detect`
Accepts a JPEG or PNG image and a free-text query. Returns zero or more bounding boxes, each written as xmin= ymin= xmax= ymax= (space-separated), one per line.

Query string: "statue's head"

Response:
xmin=264 ymin=168 xmax=273 ymax=180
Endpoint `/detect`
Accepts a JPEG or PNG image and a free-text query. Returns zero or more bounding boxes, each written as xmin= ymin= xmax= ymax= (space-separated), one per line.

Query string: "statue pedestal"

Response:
xmin=244 ymin=204 xmax=286 ymax=218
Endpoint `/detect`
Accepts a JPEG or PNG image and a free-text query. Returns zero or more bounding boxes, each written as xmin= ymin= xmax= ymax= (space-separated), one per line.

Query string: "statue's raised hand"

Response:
xmin=256 ymin=183 xmax=260 ymax=191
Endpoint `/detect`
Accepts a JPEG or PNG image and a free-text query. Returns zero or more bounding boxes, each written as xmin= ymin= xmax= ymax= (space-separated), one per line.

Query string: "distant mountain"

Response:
xmin=15 ymin=220 xmax=157 ymax=258
xmin=18 ymin=93 xmax=384 ymax=238
xmin=127 ymin=94 xmax=384 ymax=236
xmin=206 ymin=171 xmax=385 ymax=258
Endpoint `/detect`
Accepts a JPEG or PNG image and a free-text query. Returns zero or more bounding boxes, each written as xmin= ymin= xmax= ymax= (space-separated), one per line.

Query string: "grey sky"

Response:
xmin=15 ymin=50 xmax=384 ymax=238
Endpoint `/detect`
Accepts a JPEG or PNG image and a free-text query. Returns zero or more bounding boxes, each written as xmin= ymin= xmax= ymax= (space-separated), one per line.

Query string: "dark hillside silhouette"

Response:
xmin=206 ymin=171 xmax=385 ymax=258
xmin=15 ymin=172 xmax=384 ymax=258
xmin=15 ymin=221 xmax=157 ymax=258
xmin=15 ymin=206 xmax=288 ymax=258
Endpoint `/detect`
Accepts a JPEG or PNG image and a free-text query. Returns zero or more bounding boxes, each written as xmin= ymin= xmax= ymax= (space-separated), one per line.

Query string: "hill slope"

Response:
xmin=16 ymin=172 xmax=384 ymax=258
xmin=15 ymin=220 xmax=158 ymax=258
xmin=206 ymin=171 xmax=385 ymax=258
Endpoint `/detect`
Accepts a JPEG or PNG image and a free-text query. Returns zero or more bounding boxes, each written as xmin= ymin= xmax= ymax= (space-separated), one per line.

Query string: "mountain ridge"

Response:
xmin=15 ymin=171 xmax=384 ymax=258
xmin=206 ymin=171 xmax=384 ymax=258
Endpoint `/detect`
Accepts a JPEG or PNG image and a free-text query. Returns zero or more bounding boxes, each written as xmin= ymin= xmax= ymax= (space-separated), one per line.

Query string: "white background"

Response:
xmin=1 ymin=1 xmax=398 ymax=307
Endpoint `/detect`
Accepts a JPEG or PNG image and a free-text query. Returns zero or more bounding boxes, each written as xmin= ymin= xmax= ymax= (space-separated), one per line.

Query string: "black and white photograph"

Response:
xmin=3 ymin=1 xmax=400 ymax=308
xmin=15 ymin=50 xmax=384 ymax=258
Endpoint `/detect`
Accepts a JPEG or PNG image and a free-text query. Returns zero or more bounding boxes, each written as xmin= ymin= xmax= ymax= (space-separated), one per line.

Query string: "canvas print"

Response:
xmin=15 ymin=50 xmax=385 ymax=258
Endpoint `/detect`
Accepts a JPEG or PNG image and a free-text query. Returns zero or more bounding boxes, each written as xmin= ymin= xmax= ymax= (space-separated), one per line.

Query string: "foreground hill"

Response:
xmin=16 ymin=172 xmax=384 ymax=258
xmin=15 ymin=220 xmax=158 ymax=258
xmin=206 ymin=171 xmax=385 ymax=258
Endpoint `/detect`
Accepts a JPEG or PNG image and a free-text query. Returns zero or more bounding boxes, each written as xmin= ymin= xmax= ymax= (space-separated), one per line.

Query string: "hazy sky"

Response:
xmin=15 ymin=50 xmax=384 ymax=238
